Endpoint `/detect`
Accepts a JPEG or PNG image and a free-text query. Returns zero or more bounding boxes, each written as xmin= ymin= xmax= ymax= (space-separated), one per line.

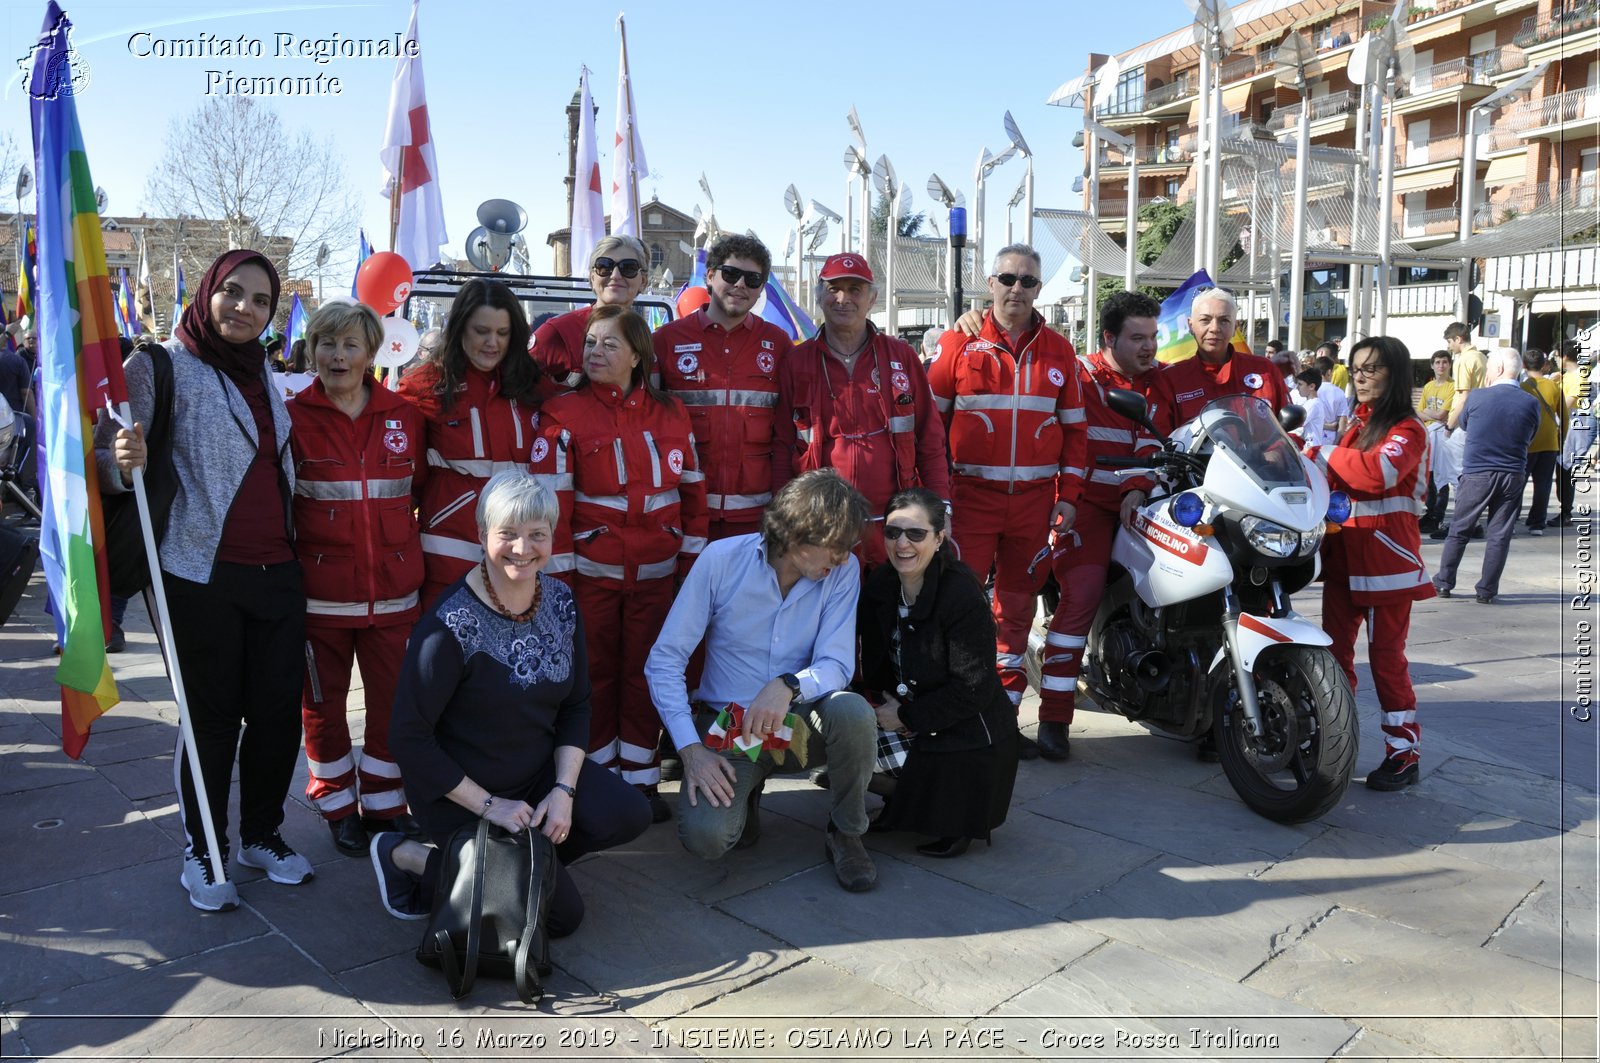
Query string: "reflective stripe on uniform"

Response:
xmin=545 ymin=553 xmax=575 ymax=573
xmin=1350 ymin=571 xmax=1429 ymax=592
xmin=934 ymin=395 xmax=954 ymax=414
xmin=297 ymin=477 xmax=413 ymax=500
xmin=314 ymin=788 xmax=356 ymax=812
xmin=305 ymin=591 xmax=419 ymax=618
xmin=587 ymin=738 xmax=621 ymax=763
xmin=887 ymin=415 xmax=916 ymax=433
xmin=576 ymin=557 xmax=626 ymax=580
xmin=681 ymin=536 xmax=708 ymax=554
xmin=1090 ymin=468 xmax=1133 ymax=485
xmin=707 ymin=491 xmax=771 ymax=510
xmin=637 ymin=558 xmax=678 ymax=580
xmin=427 ymin=451 xmax=519 ymax=479
xmin=574 ymin=488 xmax=687 ymax=514
xmin=954 ymin=393 xmax=1056 ymax=413
xmin=359 ymin=789 xmax=408 ymax=811
xmin=1087 ymin=426 xmax=1134 ymax=443
xmin=1350 ymin=496 xmax=1420 ymax=517
xmin=307 ymin=752 xmax=356 ymax=778
xmin=1058 ymin=407 xmax=1087 ymax=424
xmin=621 ymin=766 xmax=661 ymax=786
xmin=420 ymin=534 xmax=483 ymax=562
xmin=359 ymin=755 xmax=402 ymax=779
xmin=1046 ymin=632 xmax=1086 ymax=647
xmin=955 ymin=462 xmax=1059 ymax=481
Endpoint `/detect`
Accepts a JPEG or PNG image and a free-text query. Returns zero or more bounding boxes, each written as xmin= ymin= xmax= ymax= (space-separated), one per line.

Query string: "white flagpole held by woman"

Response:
xmin=110 ymin=397 xmax=225 ymax=882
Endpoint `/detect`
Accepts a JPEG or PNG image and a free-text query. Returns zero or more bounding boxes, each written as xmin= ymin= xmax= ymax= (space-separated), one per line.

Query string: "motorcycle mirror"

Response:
xmin=1278 ymin=405 xmax=1306 ymax=434
xmin=1105 ymin=387 xmax=1164 ymax=441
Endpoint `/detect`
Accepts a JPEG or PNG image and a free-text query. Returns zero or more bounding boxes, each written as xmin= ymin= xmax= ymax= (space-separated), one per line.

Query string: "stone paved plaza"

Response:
xmin=1 ymin=506 xmax=1595 ymax=1062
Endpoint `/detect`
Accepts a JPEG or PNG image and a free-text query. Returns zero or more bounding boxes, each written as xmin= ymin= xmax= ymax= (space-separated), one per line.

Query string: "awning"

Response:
xmin=1392 ymin=168 xmax=1458 ymax=194
xmin=1222 ymin=82 xmax=1255 ymax=115
xmin=1188 ymin=96 xmax=1203 ymax=126
xmin=1406 ymin=14 xmax=1465 ymax=46
xmin=1530 ymin=291 xmax=1600 ymax=314
xmin=1049 ymin=72 xmax=1091 ymax=107
xmin=1482 ymin=153 xmax=1527 ymax=188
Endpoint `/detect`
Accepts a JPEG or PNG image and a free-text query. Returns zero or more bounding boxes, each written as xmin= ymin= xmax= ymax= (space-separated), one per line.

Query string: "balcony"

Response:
xmin=1098 ymin=143 xmax=1195 ymax=171
xmin=1266 ymin=89 xmax=1356 ymax=133
xmin=1402 ymin=206 xmax=1467 ymax=240
xmin=1513 ymin=3 xmax=1600 ymax=49
xmin=1399 ymin=134 xmax=1465 ymax=169
xmin=1506 ymin=86 xmax=1600 ymax=141
xmin=1144 ymin=75 xmax=1195 ymax=112
xmin=1388 ymin=282 xmax=1462 ymax=318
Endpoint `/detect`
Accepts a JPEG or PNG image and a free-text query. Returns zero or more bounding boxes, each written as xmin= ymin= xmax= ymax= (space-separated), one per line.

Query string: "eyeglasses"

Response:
xmin=592 ymin=257 xmax=643 ymax=279
xmin=883 ymin=524 xmax=932 ymax=543
xmin=714 ymin=265 xmax=765 ymax=289
xmin=993 ymin=273 xmax=1041 ymax=290
xmin=1351 ymin=363 xmax=1388 ymax=379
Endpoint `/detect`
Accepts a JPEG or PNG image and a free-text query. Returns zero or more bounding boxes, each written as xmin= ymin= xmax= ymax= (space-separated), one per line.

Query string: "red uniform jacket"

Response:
xmin=395 ymin=362 xmax=539 ymax=591
xmin=928 ymin=311 xmax=1087 ymax=506
xmin=652 ymin=309 xmax=792 ymax=529
xmin=1305 ymin=408 xmax=1434 ymax=605
xmin=772 ymin=326 xmax=951 ymax=508
xmin=530 ymin=305 xmax=592 ymax=399
xmin=532 ymin=383 xmax=708 ymax=585
xmin=288 ymin=378 xmax=426 ymax=628
xmin=1162 ymin=346 xmax=1293 ymax=425
xmin=1076 ymin=350 xmax=1169 ymax=513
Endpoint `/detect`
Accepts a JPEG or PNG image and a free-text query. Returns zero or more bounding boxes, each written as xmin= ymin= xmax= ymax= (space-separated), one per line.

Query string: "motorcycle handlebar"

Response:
xmin=1095 ymin=455 xmax=1154 ymax=468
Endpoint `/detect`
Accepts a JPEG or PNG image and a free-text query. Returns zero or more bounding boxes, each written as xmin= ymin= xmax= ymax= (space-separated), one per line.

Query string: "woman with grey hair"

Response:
xmin=531 ymin=234 xmax=650 ymax=397
xmin=377 ymin=470 xmax=650 ymax=931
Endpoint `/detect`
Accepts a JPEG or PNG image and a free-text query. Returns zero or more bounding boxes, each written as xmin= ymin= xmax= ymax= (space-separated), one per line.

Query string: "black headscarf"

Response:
xmin=174 ymin=249 xmax=281 ymax=386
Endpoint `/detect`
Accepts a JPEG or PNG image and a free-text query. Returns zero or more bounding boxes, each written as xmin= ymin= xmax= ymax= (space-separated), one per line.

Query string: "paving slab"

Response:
xmin=0 ymin=774 xmax=174 ymax=896
xmin=717 ymin=856 xmax=1104 ymax=1017
xmin=1021 ymin=770 xmax=1321 ymax=871
xmin=554 ymin=857 xmax=805 ymax=1018
xmin=993 ymin=939 xmax=1358 ymax=1060
xmin=1058 ymin=856 xmax=1338 ymax=982
xmin=1256 ymin=825 xmax=1543 ymax=944
xmin=1245 ymin=908 xmax=1593 ymax=1061
xmin=1423 ymin=755 xmax=1598 ymax=834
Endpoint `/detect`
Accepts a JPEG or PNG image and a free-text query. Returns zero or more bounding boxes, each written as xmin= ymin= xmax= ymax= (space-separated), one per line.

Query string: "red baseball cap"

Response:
xmin=819 ymin=253 xmax=874 ymax=284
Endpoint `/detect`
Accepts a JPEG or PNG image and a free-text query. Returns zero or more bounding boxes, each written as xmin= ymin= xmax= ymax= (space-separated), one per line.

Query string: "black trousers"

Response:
xmin=418 ymin=758 xmax=649 ymax=938
xmin=165 ymin=561 xmax=306 ymax=858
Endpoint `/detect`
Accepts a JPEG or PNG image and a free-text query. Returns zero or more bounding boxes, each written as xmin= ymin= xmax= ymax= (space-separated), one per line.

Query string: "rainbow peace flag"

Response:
xmin=351 ymin=228 xmax=371 ymax=298
xmin=285 ymin=292 xmax=307 ymax=350
xmin=15 ymin=222 xmax=37 ymax=321
xmin=759 ymin=278 xmax=818 ymax=342
xmin=170 ymin=251 xmax=187 ymax=331
xmin=30 ymin=1 xmax=127 ymax=757
xmin=117 ymin=268 xmax=138 ymax=340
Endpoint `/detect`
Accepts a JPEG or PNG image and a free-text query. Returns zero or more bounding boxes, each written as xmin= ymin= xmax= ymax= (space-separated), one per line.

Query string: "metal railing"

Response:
xmin=1400 ymin=134 xmax=1464 ymax=168
xmin=1218 ymin=55 xmax=1258 ymax=85
xmin=1100 ymin=143 xmax=1196 ymax=167
xmin=1265 ymin=89 xmax=1355 ymax=131
xmin=1513 ymin=4 xmax=1600 ymax=48
xmin=1402 ymin=206 xmax=1465 ymax=237
xmin=1096 ymin=94 xmax=1147 ymax=118
xmin=1504 ymin=86 xmax=1600 ymax=131
xmin=1403 ymin=56 xmax=1497 ymax=96
xmin=1145 ymin=76 xmax=1194 ymax=109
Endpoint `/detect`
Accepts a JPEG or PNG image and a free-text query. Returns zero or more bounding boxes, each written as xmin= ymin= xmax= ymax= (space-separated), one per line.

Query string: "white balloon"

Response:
xmin=376 ymin=316 xmax=419 ymax=369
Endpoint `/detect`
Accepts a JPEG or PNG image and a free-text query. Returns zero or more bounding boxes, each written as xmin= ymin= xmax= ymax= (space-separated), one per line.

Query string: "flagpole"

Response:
xmin=619 ymin=16 xmax=641 ymax=226
xmin=389 ymin=153 xmax=404 ymax=253
xmin=113 ymin=403 xmax=226 ymax=882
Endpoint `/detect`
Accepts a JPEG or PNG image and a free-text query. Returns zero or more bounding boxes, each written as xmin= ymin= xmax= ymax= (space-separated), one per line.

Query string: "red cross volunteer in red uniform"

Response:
xmin=929 ymin=243 xmax=1087 ymax=714
xmin=530 ymin=235 xmax=649 ymax=399
xmin=1035 ymin=291 xmax=1172 ymax=760
xmin=289 ymin=302 xmax=429 ymax=855
xmin=653 ymin=234 xmax=792 ymax=541
xmin=531 ymin=305 xmax=707 ymax=822
xmin=772 ymin=253 xmax=950 ymax=566
xmin=1162 ymin=287 xmax=1292 ymax=425
xmin=397 ymin=279 xmax=541 ymax=611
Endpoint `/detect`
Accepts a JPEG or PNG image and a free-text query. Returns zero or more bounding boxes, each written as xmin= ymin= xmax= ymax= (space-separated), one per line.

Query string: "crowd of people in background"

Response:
xmin=80 ymin=237 xmax=1590 ymax=965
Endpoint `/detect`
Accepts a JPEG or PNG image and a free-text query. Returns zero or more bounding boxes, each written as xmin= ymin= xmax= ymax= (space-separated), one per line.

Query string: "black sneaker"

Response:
xmin=1429 ymin=527 xmax=1449 ymax=541
xmin=1475 ymin=593 xmax=1495 ymax=604
xmin=1017 ymin=734 xmax=1042 ymax=761
xmin=105 ymin=624 xmax=126 ymax=653
xmin=1365 ymin=756 xmax=1419 ymax=791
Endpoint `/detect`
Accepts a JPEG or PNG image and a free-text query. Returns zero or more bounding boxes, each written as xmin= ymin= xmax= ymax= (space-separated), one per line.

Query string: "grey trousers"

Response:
xmin=677 ymin=690 xmax=876 ymax=860
xmin=1433 ymin=469 xmax=1523 ymax=599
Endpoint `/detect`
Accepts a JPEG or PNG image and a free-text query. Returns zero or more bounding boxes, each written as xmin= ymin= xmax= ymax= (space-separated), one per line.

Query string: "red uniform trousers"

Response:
xmin=301 ymin=622 xmax=411 ymax=820
xmin=1038 ymin=502 xmax=1120 ymax=725
xmin=577 ymin=576 xmax=676 ymax=791
xmin=952 ymin=478 xmax=1056 ymax=706
xmin=1320 ymin=577 xmax=1420 ymax=767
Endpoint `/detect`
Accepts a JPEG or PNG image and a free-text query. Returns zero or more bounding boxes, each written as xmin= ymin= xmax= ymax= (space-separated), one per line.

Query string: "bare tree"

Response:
xmin=143 ymin=96 xmax=356 ymax=303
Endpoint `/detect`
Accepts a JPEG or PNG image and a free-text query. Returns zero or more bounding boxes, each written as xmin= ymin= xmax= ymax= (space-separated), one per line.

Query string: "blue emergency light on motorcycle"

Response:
xmin=1171 ymin=492 xmax=1205 ymax=528
xmin=1326 ymin=491 xmax=1351 ymax=524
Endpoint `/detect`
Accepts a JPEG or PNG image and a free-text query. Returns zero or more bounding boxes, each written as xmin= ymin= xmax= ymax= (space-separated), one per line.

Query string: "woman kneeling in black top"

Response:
xmin=376 ymin=470 xmax=649 ymax=933
xmin=858 ymin=488 xmax=1020 ymax=857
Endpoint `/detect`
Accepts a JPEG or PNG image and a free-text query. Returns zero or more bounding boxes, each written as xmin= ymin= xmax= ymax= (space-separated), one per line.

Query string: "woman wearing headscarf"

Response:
xmin=97 ymin=249 xmax=312 ymax=912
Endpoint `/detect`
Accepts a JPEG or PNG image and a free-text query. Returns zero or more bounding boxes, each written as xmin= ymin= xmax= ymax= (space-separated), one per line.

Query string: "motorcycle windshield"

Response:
xmin=1195 ymin=395 xmax=1309 ymax=491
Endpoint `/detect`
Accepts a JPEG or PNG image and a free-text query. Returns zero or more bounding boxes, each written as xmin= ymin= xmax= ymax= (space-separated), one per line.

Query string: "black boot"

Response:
xmin=1036 ymin=721 xmax=1071 ymax=761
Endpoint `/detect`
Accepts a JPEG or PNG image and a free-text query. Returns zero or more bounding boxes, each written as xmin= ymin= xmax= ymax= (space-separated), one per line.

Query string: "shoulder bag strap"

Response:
xmin=456 ymin=816 xmax=488 ymax=998
xmin=512 ymin=827 xmax=546 ymax=1005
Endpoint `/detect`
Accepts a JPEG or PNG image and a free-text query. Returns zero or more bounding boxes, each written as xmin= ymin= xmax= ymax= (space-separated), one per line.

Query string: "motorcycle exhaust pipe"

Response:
xmin=1124 ymin=650 xmax=1171 ymax=693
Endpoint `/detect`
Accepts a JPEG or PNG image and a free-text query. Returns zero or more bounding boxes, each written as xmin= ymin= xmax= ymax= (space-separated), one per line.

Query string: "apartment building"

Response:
xmin=1059 ymin=0 xmax=1598 ymax=357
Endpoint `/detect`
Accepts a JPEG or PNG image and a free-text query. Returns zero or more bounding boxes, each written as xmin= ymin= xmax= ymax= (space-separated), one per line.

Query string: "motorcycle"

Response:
xmin=1073 ymin=390 xmax=1358 ymax=823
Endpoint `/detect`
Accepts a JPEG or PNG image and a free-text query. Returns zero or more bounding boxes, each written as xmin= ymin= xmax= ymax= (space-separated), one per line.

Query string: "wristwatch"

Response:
xmin=779 ymin=673 xmax=802 ymax=703
xmin=552 ymin=782 xmax=577 ymax=799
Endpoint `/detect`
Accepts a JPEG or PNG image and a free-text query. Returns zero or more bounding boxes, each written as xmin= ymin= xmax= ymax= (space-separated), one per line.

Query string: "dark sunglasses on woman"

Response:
xmin=883 ymin=525 xmax=931 ymax=543
xmin=593 ymin=257 xmax=643 ymax=279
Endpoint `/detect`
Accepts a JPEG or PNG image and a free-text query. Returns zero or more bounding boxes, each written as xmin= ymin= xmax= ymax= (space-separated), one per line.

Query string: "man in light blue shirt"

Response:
xmin=646 ymin=470 xmax=880 ymax=892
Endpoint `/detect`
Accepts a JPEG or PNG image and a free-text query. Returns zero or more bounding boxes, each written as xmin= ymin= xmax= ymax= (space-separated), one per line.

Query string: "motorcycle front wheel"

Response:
xmin=1215 ymin=645 xmax=1357 ymax=824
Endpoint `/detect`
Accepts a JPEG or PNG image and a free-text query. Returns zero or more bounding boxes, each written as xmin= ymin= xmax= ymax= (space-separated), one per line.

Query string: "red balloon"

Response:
xmin=356 ymin=252 xmax=414 ymax=315
xmin=675 ymin=286 xmax=710 ymax=317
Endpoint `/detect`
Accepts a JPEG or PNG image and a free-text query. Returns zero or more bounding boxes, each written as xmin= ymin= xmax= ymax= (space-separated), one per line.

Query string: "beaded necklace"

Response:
xmin=480 ymin=560 xmax=540 ymax=623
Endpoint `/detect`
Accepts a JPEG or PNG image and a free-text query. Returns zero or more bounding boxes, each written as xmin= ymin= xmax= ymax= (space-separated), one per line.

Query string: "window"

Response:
xmin=649 ymin=243 xmax=665 ymax=270
xmin=1165 ymin=178 xmax=1182 ymax=197
xmin=1468 ymin=30 xmax=1497 ymax=77
xmin=1582 ymin=148 xmax=1598 ymax=208
xmin=1402 ymin=192 xmax=1425 ymax=237
xmin=1104 ymin=67 xmax=1145 ymax=115
xmin=1406 ymin=118 xmax=1431 ymax=167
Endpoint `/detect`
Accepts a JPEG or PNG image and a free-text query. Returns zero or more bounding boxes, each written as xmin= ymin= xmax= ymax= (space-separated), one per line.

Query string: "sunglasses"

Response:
xmin=994 ymin=273 xmax=1041 ymax=290
xmin=714 ymin=265 xmax=765 ymax=289
xmin=593 ymin=257 xmax=643 ymax=279
xmin=883 ymin=524 xmax=932 ymax=543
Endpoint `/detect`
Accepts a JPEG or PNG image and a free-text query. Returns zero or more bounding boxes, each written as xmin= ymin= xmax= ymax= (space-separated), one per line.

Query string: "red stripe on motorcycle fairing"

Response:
xmin=1239 ymin=613 xmax=1293 ymax=643
xmin=1133 ymin=513 xmax=1209 ymax=564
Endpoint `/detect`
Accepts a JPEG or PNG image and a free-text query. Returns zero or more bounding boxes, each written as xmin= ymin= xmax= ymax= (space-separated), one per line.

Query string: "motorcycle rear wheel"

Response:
xmin=1215 ymin=645 xmax=1357 ymax=823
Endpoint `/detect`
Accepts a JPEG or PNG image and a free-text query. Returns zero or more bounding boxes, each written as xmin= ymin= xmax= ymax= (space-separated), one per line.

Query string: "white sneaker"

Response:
xmin=180 ymin=853 xmax=239 ymax=912
xmin=237 ymin=831 xmax=314 ymax=885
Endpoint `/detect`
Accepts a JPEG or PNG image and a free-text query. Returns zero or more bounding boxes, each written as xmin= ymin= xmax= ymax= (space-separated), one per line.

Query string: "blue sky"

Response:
xmin=3 ymin=0 xmax=1170 ymax=302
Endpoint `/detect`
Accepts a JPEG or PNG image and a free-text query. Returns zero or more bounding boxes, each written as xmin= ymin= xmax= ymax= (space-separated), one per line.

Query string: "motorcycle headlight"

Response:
xmin=1240 ymin=515 xmax=1300 ymax=558
xmin=1298 ymin=524 xmax=1324 ymax=556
